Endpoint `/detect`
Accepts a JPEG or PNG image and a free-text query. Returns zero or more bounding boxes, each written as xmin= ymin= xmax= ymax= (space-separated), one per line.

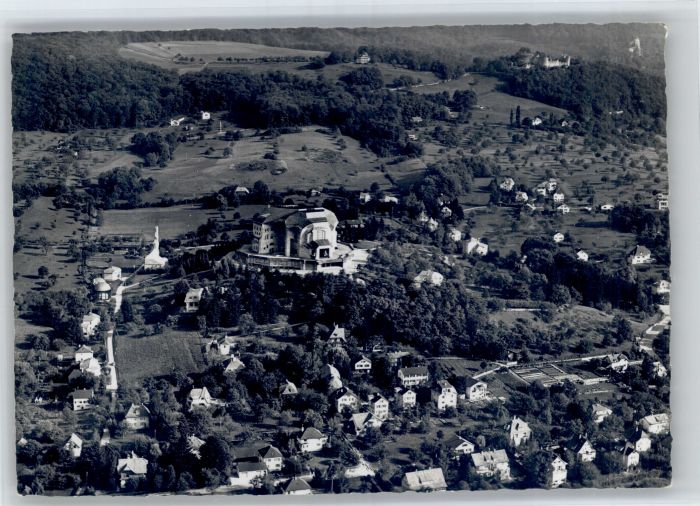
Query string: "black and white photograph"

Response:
xmin=10 ymin=12 xmax=679 ymax=499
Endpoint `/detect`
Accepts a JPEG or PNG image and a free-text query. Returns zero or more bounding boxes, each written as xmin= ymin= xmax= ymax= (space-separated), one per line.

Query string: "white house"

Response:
xmin=655 ymin=193 xmax=669 ymax=210
xmin=74 ymin=345 xmax=94 ymax=363
xmin=629 ymin=245 xmax=652 ymax=265
xmin=413 ymin=270 xmax=444 ymax=289
xmin=652 ymin=361 xmax=668 ymax=378
xmin=466 ymin=237 xmax=489 ymax=256
xmin=169 ymin=117 xmax=186 ymax=126
xmin=223 ymin=356 xmax=246 ymax=374
xmin=234 ymin=461 xmax=267 ymax=485
xmin=600 ymin=203 xmax=615 ymax=212
xmin=441 ymin=206 xmax=453 ymax=218
xmin=280 ymin=380 xmax=298 ymax=396
xmin=187 ymin=386 xmax=224 ymax=410
xmin=435 ymin=381 xmax=458 ymax=411
xmin=76 ymin=313 xmax=100 ymax=338
xmin=116 ymin=452 xmax=149 ymax=488
xmin=576 ymin=440 xmax=596 ymax=462
xmin=354 ymin=356 xmax=372 ymax=373
xmin=368 ymin=393 xmax=390 ymax=421
xmin=103 ymin=265 xmax=122 ymax=281
xmin=464 ymin=378 xmax=489 ymax=402
xmin=298 ymin=427 xmax=328 ymax=453
xmin=327 ymin=325 xmax=347 ymax=347
xmin=553 ymin=232 xmax=565 ymax=243
xmin=577 ymin=250 xmax=589 ymax=262
xmin=124 ymin=403 xmax=151 ymax=430
xmin=402 ymin=468 xmax=447 ymax=492
xmin=184 ymin=287 xmax=204 ymax=313
xmin=72 ymin=389 xmax=93 ymax=411
xmin=515 ymin=191 xmax=529 ymax=203
xmin=284 ymin=477 xmax=312 ymax=495
xmin=471 ymin=450 xmax=511 ymax=480
xmin=426 ymin=218 xmax=439 ymax=232
xmin=620 ymin=443 xmax=640 ymax=471
xmin=550 ymin=456 xmax=568 ymax=488
xmin=64 ymin=433 xmax=83 ymax=458
xmin=333 ymin=387 xmax=360 ymax=413
xmin=509 ymin=416 xmax=532 ymax=447
xmin=606 ymin=353 xmax=629 ymax=373
xmin=398 ymin=366 xmax=430 ymax=387
xmin=395 ymin=387 xmax=417 ymax=410
xmin=592 ymin=403 xmax=613 ymax=424
xmin=640 ymin=413 xmax=670 ymax=435
xmin=634 ymin=431 xmax=652 ymax=453
xmin=382 ymin=195 xmax=400 ymax=204
xmin=653 ymin=280 xmax=671 ymax=295
xmin=359 ymin=192 xmax=373 ymax=203
xmin=355 ymin=52 xmax=371 ymax=64
xmin=448 ymin=228 xmax=462 ymax=242
xmin=531 ymin=116 xmax=543 ymax=126
xmin=258 ymin=445 xmax=284 ymax=472
xmin=444 ymin=434 xmax=475 ymax=458
xmin=499 ymin=178 xmax=515 ymax=192
xmin=556 ymin=204 xmax=570 ymax=214
xmin=552 ymin=191 xmax=565 ymax=203
xmin=201 ymin=111 xmax=211 ymax=121
xmin=80 ymin=357 xmax=102 ymax=377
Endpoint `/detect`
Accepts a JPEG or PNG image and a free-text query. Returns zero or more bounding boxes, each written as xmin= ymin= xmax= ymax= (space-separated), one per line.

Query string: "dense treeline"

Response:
xmin=180 ymin=69 xmax=447 ymax=155
xmin=520 ymin=240 xmax=651 ymax=311
xmin=479 ymin=60 xmax=666 ymax=134
xmin=12 ymin=37 xmax=182 ymax=131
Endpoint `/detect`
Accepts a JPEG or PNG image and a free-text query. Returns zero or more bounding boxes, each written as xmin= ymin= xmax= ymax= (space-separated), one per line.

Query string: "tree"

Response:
xmin=238 ymin=313 xmax=256 ymax=335
xmin=523 ymin=452 xmax=551 ymax=488
xmin=613 ymin=315 xmax=633 ymax=344
xmin=38 ymin=266 xmax=49 ymax=278
xmin=515 ymin=105 xmax=521 ymax=127
xmin=199 ymin=435 xmax=234 ymax=474
xmin=120 ymin=299 xmax=134 ymax=323
xmin=38 ymin=237 xmax=50 ymax=255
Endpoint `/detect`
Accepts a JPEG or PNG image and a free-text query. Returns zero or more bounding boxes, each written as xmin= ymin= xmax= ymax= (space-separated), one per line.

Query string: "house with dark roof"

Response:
xmin=298 ymin=427 xmax=328 ymax=453
xmin=464 ymin=378 xmax=488 ymax=402
xmin=444 ymin=433 xmax=475 ymax=459
xmin=284 ymin=477 xmax=312 ymax=495
xmin=124 ymin=403 xmax=150 ymax=430
xmin=72 ymin=389 xmax=93 ymax=411
xmin=397 ymin=366 xmax=429 ymax=387
xmin=629 ymin=245 xmax=652 ymax=265
xmin=258 ymin=445 xmax=284 ymax=472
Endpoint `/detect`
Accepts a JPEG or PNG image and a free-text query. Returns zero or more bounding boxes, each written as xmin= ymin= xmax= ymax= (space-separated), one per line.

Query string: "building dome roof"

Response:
xmin=93 ymin=278 xmax=111 ymax=292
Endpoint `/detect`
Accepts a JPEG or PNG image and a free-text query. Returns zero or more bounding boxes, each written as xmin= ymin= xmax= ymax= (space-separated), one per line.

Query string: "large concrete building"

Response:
xmin=237 ymin=208 xmax=356 ymax=274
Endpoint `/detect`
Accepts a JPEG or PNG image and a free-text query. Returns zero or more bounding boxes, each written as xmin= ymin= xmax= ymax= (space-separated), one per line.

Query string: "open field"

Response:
xmin=127 ymin=126 xmax=388 ymax=201
xmin=114 ymin=329 xmax=206 ymax=387
xmin=119 ymin=41 xmax=329 ymax=70
xmin=94 ymin=204 xmax=229 ymax=240
xmin=13 ymin=197 xmax=85 ymax=295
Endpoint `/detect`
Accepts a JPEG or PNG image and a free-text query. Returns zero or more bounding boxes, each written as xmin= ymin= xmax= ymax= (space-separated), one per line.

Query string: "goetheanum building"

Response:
xmin=236 ymin=208 xmax=356 ymax=274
